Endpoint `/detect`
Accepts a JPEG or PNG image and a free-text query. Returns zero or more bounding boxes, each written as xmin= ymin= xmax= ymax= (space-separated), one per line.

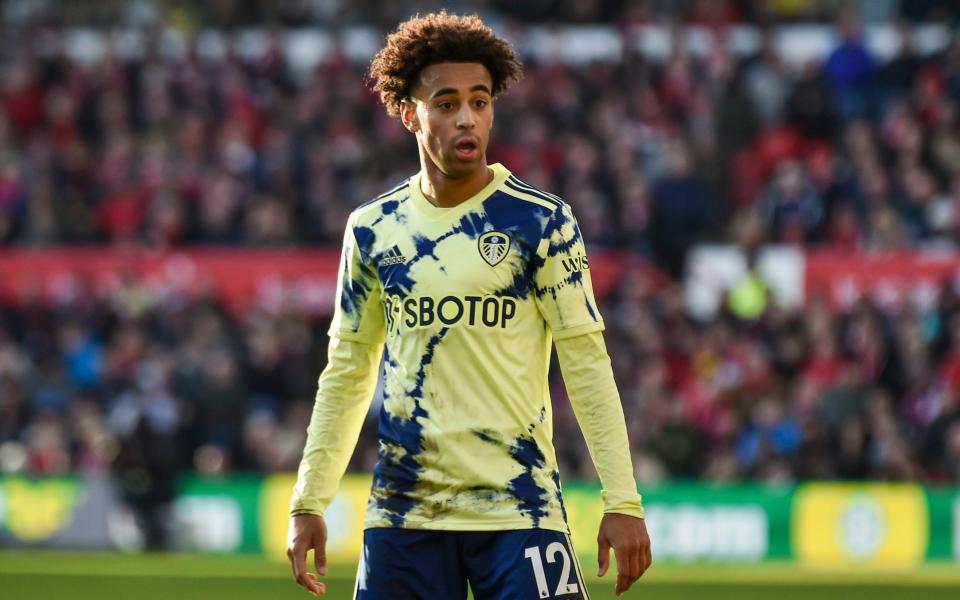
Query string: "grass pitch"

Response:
xmin=1 ymin=551 xmax=959 ymax=599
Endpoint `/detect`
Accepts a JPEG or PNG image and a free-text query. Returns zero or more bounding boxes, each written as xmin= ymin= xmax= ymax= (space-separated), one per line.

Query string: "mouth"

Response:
xmin=453 ymin=137 xmax=480 ymax=161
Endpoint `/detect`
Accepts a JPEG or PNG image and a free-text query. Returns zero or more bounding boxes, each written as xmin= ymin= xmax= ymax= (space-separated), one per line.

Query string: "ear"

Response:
xmin=400 ymin=100 xmax=420 ymax=133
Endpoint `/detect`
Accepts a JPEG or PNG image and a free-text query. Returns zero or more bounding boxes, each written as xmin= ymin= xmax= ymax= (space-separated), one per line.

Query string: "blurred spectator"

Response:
xmin=823 ymin=10 xmax=875 ymax=118
xmin=109 ymin=362 xmax=182 ymax=550
xmin=760 ymin=159 xmax=824 ymax=243
xmin=649 ymin=138 xmax=721 ymax=277
xmin=785 ymin=62 xmax=835 ymax=140
xmin=742 ymin=30 xmax=789 ymax=127
xmin=876 ymin=22 xmax=922 ymax=103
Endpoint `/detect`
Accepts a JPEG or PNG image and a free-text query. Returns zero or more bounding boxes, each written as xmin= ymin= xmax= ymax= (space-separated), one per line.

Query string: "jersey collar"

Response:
xmin=409 ymin=163 xmax=511 ymax=220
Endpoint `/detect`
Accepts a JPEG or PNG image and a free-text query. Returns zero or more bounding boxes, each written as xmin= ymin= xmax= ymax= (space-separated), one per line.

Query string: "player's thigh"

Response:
xmin=355 ymin=528 xmax=467 ymax=600
xmin=465 ymin=529 xmax=589 ymax=600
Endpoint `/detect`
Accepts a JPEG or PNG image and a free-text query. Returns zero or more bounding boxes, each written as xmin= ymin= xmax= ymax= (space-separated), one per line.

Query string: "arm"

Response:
xmin=287 ymin=215 xmax=385 ymax=596
xmin=532 ymin=202 xmax=651 ymax=596
xmin=287 ymin=336 xmax=381 ymax=596
xmin=556 ymin=332 xmax=652 ymax=596
xmin=290 ymin=337 xmax=382 ymax=516
xmin=555 ymin=332 xmax=643 ymax=518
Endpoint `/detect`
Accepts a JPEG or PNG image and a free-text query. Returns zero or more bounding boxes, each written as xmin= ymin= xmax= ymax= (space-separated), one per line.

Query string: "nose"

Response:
xmin=456 ymin=104 xmax=476 ymax=129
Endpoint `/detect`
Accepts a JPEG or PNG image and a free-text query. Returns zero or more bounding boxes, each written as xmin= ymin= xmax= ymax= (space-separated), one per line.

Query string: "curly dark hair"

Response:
xmin=369 ymin=11 xmax=523 ymax=117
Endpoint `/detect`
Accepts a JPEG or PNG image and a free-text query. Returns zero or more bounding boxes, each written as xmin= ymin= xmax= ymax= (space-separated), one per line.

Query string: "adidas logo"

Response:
xmin=379 ymin=245 xmax=407 ymax=266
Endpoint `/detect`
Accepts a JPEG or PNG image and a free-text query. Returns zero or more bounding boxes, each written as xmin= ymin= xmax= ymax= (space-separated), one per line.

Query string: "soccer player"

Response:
xmin=286 ymin=11 xmax=651 ymax=599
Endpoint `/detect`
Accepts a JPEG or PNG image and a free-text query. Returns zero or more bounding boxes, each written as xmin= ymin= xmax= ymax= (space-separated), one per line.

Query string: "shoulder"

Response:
xmin=488 ymin=173 xmax=579 ymax=246
xmin=498 ymin=173 xmax=566 ymax=214
xmin=345 ymin=178 xmax=412 ymax=254
xmin=349 ymin=178 xmax=413 ymax=226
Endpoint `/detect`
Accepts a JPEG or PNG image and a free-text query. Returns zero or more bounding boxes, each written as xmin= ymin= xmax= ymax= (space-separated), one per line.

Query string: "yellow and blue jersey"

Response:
xmin=332 ymin=163 xmax=603 ymax=532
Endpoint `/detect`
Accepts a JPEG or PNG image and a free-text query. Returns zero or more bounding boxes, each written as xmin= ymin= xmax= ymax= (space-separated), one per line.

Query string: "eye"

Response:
xmin=438 ymin=101 xmax=454 ymax=111
xmin=474 ymin=99 xmax=488 ymax=108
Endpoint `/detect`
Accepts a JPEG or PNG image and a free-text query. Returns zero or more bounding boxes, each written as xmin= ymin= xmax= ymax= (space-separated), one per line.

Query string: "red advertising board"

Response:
xmin=0 ymin=248 xmax=633 ymax=315
xmin=804 ymin=251 xmax=960 ymax=311
xmin=0 ymin=248 xmax=342 ymax=315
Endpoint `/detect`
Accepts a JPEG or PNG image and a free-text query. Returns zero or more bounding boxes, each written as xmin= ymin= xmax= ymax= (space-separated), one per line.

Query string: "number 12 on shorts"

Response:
xmin=524 ymin=543 xmax=580 ymax=598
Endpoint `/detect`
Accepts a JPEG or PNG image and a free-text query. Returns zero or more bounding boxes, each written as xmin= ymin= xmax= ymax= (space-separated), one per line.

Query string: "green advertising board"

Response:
xmin=176 ymin=475 xmax=960 ymax=568
xmin=175 ymin=474 xmax=264 ymax=553
xmin=631 ymin=483 xmax=794 ymax=561
xmin=926 ymin=487 xmax=959 ymax=561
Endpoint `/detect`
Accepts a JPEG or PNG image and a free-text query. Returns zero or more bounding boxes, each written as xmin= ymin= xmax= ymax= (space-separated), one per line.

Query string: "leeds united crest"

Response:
xmin=478 ymin=231 xmax=511 ymax=267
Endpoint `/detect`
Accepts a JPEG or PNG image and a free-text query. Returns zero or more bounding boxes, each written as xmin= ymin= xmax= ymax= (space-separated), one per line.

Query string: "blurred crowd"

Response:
xmin=0 ymin=7 xmax=959 ymax=271
xmin=2 ymin=259 xmax=960 ymax=491
xmin=0 ymin=281 xmax=323 ymax=467
xmin=588 ymin=267 xmax=960 ymax=485
xmin=3 ymin=2 xmax=960 ymax=501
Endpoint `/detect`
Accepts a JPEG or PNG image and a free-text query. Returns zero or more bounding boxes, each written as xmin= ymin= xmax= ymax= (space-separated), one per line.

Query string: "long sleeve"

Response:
xmin=290 ymin=213 xmax=386 ymax=516
xmin=289 ymin=336 xmax=382 ymax=516
xmin=555 ymin=330 xmax=644 ymax=519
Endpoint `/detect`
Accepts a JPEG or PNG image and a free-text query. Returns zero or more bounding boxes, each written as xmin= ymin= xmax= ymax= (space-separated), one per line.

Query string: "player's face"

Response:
xmin=402 ymin=62 xmax=494 ymax=178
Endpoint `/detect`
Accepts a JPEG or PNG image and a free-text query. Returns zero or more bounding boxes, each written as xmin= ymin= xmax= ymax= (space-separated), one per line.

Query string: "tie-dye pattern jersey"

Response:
xmin=332 ymin=163 xmax=604 ymax=532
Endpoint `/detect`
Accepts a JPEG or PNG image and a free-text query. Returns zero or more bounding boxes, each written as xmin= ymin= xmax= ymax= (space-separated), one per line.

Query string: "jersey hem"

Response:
xmin=362 ymin=518 xmax=570 ymax=534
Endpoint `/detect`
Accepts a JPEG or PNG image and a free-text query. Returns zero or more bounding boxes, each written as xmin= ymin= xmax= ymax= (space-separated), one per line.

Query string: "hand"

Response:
xmin=596 ymin=513 xmax=652 ymax=597
xmin=286 ymin=513 xmax=328 ymax=596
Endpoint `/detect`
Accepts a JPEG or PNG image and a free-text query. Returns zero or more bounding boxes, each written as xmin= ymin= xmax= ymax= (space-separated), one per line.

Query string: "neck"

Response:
xmin=419 ymin=149 xmax=493 ymax=208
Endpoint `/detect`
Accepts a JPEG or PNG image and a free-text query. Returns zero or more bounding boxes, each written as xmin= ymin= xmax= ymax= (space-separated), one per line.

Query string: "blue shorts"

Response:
xmin=354 ymin=528 xmax=590 ymax=600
